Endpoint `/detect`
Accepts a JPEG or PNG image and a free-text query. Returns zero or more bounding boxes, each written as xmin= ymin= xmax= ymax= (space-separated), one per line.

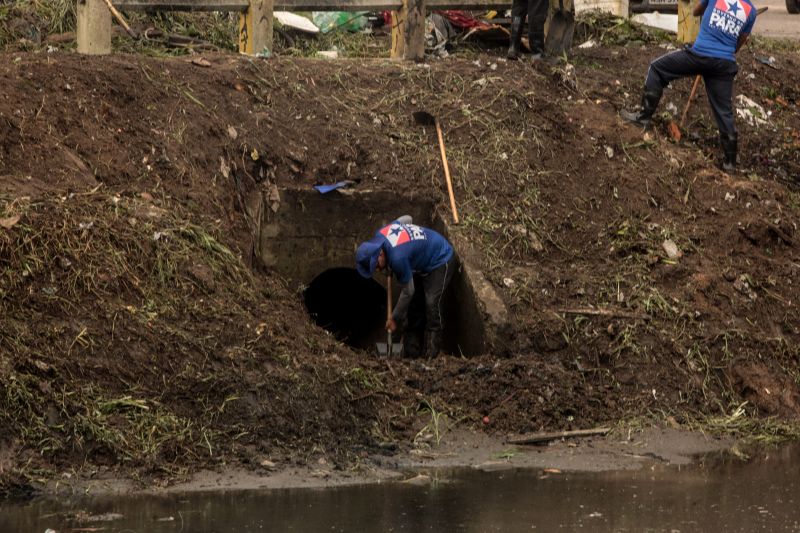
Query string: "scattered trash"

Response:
xmin=543 ymin=468 xmax=562 ymax=474
xmin=755 ymin=55 xmax=778 ymax=70
xmin=274 ymin=11 xmax=319 ymax=34
xmin=190 ymin=57 xmax=211 ymax=68
xmin=317 ymin=50 xmax=339 ymax=59
xmin=313 ymin=181 xmax=352 ymax=194
xmin=578 ymin=39 xmax=597 ymax=49
xmin=736 ymin=95 xmax=770 ymax=127
xmin=312 ymin=11 xmax=367 ymax=34
xmin=605 ymin=146 xmax=614 ymax=159
xmin=260 ymin=459 xmax=277 ymax=469
xmin=0 ymin=215 xmax=21 ymax=229
xmin=631 ymin=13 xmax=678 ymax=33
xmin=733 ymin=274 xmax=757 ymax=301
xmin=226 ymin=126 xmax=238 ymax=140
xmin=666 ymin=102 xmax=678 ymax=115
xmin=503 ymin=277 xmax=515 ymax=288
xmin=662 ymin=239 xmax=682 ymax=259
xmin=403 ymin=474 xmax=432 ymax=485
xmin=725 ymin=192 xmax=735 ymax=202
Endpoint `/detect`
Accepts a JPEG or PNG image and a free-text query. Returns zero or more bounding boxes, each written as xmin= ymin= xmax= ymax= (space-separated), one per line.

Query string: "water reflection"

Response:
xmin=2 ymin=444 xmax=799 ymax=532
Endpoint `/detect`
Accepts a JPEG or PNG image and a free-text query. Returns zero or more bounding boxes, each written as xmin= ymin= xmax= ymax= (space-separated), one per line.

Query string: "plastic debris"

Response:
xmin=313 ymin=181 xmax=352 ymax=194
xmin=736 ymin=95 xmax=770 ymax=127
xmin=274 ymin=11 xmax=319 ymax=34
xmin=312 ymin=12 xmax=367 ymax=34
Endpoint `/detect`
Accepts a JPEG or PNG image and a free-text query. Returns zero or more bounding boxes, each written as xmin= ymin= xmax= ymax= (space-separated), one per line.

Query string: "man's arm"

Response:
xmin=391 ymin=279 xmax=415 ymax=324
xmin=692 ymin=0 xmax=708 ymax=16
xmin=735 ymin=33 xmax=750 ymax=53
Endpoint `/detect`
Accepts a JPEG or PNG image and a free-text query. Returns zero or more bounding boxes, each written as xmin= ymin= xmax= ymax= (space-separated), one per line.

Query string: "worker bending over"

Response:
xmin=356 ymin=216 xmax=456 ymax=359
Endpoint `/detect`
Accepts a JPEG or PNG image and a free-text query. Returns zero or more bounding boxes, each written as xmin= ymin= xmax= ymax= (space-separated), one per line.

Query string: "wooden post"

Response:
xmin=677 ymin=0 xmax=700 ymax=43
xmin=391 ymin=0 xmax=426 ymax=61
xmin=239 ymin=0 xmax=274 ymax=56
xmin=77 ymin=0 xmax=112 ymax=55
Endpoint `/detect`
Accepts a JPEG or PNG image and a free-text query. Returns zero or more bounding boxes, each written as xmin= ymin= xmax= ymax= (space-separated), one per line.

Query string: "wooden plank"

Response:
xmin=280 ymin=0 xmax=511 ymax=8
xmin=390 ymin=0 xmax=425 ymax=60
xmin=507 ymin=427 xmax=612 ymax=445
xmin=77 ymin=0 xmax=112 ymax=55
xmin=113 ymin=0 xmax=511 ymax=11
xmin=114 ymin=0 xmax=249 ymax=10
xmin=677 ymin=0 xmax=700 ymax=43
xmin=239 ymin=0 xmax=274 ymax=55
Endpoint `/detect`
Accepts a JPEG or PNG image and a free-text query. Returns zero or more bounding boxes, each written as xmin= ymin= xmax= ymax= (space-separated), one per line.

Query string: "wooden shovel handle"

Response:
xmin=102 ymin=0 xmax=138 ymax=39
xmin=435 ymin=120 xmax=459 ymax=225
xmin=386 ymin=272 xmax=392 ymax=323
xmin=679 ymin=75 xmax=702 ymax=128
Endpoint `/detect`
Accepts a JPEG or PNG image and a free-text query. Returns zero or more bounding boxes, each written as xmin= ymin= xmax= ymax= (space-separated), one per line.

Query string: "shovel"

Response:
xmin=412 ymin=110 xmax=460 ymax=224
xmin=544 ymin=0 xmax=575 ymax=57
xmin=376 ymin=272 xmax=403 ymax=357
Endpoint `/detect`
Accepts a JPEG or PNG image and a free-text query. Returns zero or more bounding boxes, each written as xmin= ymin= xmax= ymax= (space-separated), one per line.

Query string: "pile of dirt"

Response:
xmin=1 ymin=36 xmax=799 ymax=494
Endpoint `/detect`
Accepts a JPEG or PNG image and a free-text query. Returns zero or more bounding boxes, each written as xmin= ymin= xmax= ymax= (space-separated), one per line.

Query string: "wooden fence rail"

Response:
xmin=77 ymin=0 xmax=513 ymax=59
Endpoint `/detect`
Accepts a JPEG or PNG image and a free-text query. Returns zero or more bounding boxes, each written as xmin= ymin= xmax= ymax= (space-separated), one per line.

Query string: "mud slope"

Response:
xmin=1 ymin=47 xmax=799 ymax=493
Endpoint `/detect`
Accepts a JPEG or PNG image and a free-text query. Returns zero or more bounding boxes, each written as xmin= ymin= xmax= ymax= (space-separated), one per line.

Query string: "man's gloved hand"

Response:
xmin=386 ymin=318 xmax=397 ymax=332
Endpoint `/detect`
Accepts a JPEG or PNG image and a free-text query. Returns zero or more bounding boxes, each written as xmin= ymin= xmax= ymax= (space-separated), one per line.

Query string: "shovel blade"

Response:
xmin=412 ymin=110 xmax=436 ymax=126
xmin=376 ymin=342 xmax=404 ymax=357
xmin=544 ymin=12 xmax=575 ymax=56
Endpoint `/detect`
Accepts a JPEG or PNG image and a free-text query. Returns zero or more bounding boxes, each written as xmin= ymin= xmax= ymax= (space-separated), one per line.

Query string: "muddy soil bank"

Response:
xmin=37 ymin=427 xmax=732 ymax=495
xmin=1 ymin=40 xmax=799 ymax=495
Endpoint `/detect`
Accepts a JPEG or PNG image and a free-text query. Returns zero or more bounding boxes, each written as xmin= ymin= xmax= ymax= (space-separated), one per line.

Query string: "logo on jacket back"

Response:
xmin=380 ymin=223 xmax=426 ymax=247
xmin=710 ymin=0 xmax=751 ymax=34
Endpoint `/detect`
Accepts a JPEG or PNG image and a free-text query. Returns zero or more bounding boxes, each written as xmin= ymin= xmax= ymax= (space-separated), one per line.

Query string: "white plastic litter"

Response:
xmin=736 ymin=95 xmax=770 ymax=127
xmin=274 ymin=11 xmax=319 ymax=33
xmin=631 ymin=13 xmax=678 ymax=33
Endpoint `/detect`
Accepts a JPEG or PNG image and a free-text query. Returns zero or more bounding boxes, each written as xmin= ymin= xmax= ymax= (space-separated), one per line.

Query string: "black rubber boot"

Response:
xmin=620 ymin=89 xmax=662 ymax=128
xmin=424 ymin=330 xmax=442 ymax=359
xmin=528 ymin=27 xmax=544 ymax=59
xmin=720 ymin=132 xmax=737 ymax=172
xmin=404 ymin=329 xmax=423 ymax=358
xmin=507 ymin=16 xmax=524 ymax=60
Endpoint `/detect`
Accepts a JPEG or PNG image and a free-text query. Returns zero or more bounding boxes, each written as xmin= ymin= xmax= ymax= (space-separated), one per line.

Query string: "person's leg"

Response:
xmin=622 ymin=49 xmax=700 ymax=127
xmin=403 ymin=274 xmax=425 ymax=358
xmin=527 ymin=0 xmax=548 ymax=57
xmin=420 ymin=257 xmax=457 ymax=358
xmin=702 ymin=59 xmax=738 ymax=171
xmin=508 ymin=0 xmax=528 ymax=59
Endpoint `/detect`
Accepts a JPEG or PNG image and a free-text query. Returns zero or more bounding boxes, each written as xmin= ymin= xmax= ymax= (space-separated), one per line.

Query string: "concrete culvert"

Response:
xmin=303 ymin=267 xmax=386 ymax=350
xmin=256 ymin=188 xmax=508 ymax=356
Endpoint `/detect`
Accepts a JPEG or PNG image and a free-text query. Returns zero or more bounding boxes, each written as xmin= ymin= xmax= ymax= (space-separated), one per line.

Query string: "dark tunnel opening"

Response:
xmin=304 ymin=268 xmax=387 ymax=350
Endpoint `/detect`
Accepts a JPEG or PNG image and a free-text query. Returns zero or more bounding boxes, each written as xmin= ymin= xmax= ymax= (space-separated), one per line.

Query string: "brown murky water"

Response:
xmin=3 ymin=444 xmax=799 ymax=532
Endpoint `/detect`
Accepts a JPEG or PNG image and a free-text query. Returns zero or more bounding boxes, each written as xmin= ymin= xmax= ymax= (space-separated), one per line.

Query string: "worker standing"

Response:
xmin=356 ymin=216 xmax=456 ymax=359
xmin=507 ymin=0 xmax=548 ymax=60
xmin=620 ymin=0 xmax=757 ymax=172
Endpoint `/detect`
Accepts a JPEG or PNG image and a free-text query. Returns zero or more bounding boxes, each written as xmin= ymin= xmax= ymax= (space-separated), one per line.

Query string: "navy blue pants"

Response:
xmin=404 ymin=256 xmax=456 ymax=357
xmin=511 ymin=0 xmax=548 ymax=54
xmin=646 ymin=49 xmax=739 ymax=136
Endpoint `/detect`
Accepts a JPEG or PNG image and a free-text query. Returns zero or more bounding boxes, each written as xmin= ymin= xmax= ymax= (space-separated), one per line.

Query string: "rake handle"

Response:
xmin=434 ymin=119 xmax=459 ymax=225
xmin=679 ymin=75 xmax=702 ymax=129
xmin=102 ymin=0 xmax=138 ymax=39
xmin=386 ymin=272 xmax=393 ymax=357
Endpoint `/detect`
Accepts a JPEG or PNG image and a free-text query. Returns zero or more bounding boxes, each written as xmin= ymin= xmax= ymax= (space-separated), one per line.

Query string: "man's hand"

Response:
xmin=386 ymin=318 xmax=397 ymax=332
xmin=692 ymin=0 xmax=707 ymax=16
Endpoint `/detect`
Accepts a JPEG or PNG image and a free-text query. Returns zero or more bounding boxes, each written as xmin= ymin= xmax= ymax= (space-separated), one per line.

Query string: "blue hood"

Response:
xmin=355 ymin=236 xmax=383 ymax=278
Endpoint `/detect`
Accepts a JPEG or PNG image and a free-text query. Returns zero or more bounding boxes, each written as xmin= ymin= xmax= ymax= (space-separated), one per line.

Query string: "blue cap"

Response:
xmin=355 ymin=236 xmax=384 ymax=278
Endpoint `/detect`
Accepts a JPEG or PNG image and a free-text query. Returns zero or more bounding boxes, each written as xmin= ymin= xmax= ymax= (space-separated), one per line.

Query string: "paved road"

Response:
xmin=752 ymin=0 xmax=800 ymax=39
